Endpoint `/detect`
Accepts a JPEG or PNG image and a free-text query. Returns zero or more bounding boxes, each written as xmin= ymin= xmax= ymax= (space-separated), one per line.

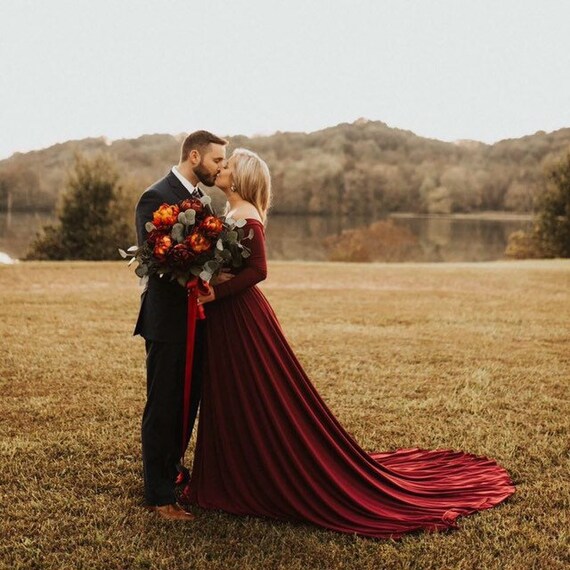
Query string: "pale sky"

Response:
xmin=1 ymin=0 xmax=569 ymax=160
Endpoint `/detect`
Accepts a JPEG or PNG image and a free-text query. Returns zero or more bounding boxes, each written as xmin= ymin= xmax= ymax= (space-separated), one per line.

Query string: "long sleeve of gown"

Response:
xmin=213 ymin=221 xmax=267 ymax=301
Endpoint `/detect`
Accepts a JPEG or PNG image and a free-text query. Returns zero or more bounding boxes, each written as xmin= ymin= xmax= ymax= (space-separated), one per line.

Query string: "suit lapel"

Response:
xmin=166 ymin=170 xmax=193 ymax=202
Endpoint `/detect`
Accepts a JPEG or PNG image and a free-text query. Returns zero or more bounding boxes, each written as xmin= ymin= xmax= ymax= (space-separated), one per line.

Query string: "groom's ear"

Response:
xmin=188 ymin=149 xmax=201 ymax=165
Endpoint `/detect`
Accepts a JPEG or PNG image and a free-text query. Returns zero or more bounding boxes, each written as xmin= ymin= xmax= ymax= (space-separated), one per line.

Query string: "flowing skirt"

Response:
xmin=185 ymin=287 xmax=514 ymax=539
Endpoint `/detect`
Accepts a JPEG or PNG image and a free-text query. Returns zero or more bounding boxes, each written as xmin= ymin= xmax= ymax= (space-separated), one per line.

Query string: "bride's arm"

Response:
xmin=203 ymin=222 xmax=267 ymax=302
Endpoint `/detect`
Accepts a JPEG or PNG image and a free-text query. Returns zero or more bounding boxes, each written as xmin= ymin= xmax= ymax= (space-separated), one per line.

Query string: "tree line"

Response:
xmin=2 ymin=119 xmax=570 ymax=217
xmin=26 ymin=150 xmax=570 ymax=261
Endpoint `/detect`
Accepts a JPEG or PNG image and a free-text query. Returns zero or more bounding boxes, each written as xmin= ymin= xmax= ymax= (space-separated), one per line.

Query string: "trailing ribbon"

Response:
xmin=180 ymin=277 xmax=209 ymax=464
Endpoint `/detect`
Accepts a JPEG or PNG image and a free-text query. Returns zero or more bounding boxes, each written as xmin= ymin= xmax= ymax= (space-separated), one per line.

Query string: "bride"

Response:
xmin=181 ymin=148 xmax=514 ymax=539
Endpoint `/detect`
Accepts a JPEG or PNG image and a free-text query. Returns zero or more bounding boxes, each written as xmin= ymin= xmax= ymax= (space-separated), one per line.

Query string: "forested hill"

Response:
xmin=1 ymin=119 xmax=569 ymax=216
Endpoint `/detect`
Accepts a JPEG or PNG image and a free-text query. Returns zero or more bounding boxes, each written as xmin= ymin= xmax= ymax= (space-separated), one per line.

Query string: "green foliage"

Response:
xmin=26 ymin=153 xmax=134 ymax=260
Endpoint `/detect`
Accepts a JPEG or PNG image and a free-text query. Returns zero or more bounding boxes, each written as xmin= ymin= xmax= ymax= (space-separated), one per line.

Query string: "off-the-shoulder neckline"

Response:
xmin=244 ymin=218 xmax=264 ymax=225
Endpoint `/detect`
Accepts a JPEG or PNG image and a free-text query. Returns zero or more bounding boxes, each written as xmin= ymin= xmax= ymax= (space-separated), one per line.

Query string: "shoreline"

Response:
xmin=389 ymin=211 xmax=533 ymax=221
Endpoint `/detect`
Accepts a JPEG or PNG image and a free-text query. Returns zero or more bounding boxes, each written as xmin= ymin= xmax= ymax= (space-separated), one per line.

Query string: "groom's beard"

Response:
xmin=193 ymin=162 xmax=217 ymax=187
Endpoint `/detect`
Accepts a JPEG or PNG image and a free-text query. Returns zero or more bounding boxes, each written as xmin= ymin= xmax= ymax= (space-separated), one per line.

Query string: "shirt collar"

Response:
xmin=171 ymin=165 xmax=197 ymax=195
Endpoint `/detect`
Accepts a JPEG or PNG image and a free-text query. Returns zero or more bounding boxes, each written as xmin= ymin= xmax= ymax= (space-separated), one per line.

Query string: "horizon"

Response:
xmin=3 ymin=118 xmax=569 ymax=161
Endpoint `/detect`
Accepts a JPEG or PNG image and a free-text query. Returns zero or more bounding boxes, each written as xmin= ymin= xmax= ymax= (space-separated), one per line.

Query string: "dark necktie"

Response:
xmin=191 ymin=187 xmax=202 ymax=199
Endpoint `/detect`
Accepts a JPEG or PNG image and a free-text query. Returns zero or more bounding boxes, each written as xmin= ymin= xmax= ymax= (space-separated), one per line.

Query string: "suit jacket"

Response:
xmin=134 ymin=170 xmax=206 ymax=342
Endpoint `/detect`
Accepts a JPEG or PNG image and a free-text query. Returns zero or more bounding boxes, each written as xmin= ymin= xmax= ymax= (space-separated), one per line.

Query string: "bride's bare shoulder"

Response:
xmin=227 ymin=204 xmax=263 ymax=223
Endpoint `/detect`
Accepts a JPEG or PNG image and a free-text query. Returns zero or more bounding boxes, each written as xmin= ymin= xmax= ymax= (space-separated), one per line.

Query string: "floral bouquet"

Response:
xmin=119 ymin=195 xmax=252 ymax=287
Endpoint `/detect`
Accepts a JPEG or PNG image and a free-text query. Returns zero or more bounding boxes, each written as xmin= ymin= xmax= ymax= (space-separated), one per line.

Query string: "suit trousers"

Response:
xmin=142 ymin=322 xmax=204 ymax=505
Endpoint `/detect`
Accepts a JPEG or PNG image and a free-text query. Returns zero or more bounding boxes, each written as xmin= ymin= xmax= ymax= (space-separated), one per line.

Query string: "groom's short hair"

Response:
xmin=181 ymin=130 xmax=228 ymax=162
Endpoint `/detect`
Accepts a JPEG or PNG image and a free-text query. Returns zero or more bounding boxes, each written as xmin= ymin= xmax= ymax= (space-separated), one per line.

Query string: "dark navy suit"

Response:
xmin=134 ymin=170 xmax=205 ymax=506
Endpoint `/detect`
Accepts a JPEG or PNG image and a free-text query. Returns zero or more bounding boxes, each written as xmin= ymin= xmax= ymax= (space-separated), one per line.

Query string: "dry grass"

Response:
xmin=1 ymin=259 xmax=569 ymax=570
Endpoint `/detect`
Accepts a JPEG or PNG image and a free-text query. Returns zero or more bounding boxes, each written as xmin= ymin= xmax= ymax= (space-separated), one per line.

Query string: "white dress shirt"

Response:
xmin=171 ymin=165 xmax=200 ymax=196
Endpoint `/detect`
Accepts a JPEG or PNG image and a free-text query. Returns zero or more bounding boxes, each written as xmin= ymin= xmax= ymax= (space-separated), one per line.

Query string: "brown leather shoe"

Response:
xmin=150 ymin=503 xmax=195 ymax=521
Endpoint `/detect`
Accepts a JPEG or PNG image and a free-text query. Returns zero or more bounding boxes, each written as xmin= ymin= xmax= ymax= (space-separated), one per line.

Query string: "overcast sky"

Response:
xmin=1 ymin=0 xmax=569 ymax=159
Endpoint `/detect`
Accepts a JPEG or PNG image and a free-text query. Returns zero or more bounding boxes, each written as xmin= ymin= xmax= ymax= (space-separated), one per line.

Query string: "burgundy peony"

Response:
xmin=179 ymin=198 xmax=205 ymax=217
xmin=168 ymin=243 xmax=195 ymax=268
xmin=146 ymin=229 xmax=168 ymax=245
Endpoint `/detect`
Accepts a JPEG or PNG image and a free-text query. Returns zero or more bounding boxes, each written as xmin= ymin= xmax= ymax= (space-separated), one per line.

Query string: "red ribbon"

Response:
xmin=180 ymin=277 xmax=209 ymax=463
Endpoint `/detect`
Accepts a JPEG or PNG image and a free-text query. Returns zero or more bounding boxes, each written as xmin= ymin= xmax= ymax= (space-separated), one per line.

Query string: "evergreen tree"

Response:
xmin=534 ymin=153 xmax=570 ymax=257
xmin=506 ymin=152 xmax=570 ymax=259
xmin=27 ymin=153 xmax=133 ymax=260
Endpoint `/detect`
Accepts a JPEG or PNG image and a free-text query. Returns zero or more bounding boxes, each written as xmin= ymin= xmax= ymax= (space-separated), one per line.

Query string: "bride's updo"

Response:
xmin=231 ymin=148 xmax=271 ymax=223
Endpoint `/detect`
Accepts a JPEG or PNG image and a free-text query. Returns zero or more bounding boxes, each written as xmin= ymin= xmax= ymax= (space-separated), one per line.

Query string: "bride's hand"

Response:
xmin=197 ymin=289 xmax=216 ymax=305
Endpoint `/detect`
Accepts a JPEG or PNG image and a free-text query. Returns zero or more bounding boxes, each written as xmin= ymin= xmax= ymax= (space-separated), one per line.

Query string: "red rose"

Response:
xmin=185 ymin=231 xmax=212 ymax=254
xmin=153 ymin=234 xmax=173 ymax=260
xmin=199 ymin=215 xmax=224 ymax=238
xmin=168 ymin=243 xmax=195 ymax=268
xmin=152 ymin=203 xmax=180 ymax=229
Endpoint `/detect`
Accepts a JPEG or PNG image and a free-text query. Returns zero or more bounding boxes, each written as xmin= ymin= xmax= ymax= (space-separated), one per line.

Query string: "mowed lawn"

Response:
xmin=1 ymin=260 xmax=569 ymax=570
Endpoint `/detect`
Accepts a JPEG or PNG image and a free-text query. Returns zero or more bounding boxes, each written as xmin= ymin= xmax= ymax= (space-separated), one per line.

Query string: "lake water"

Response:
xmin=0 ymin=211 xmax=531 ymax=263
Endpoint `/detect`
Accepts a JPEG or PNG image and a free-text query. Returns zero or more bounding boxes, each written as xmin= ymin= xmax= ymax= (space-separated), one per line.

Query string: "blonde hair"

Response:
xmin=231 ymin=148 xmax=272 ymax=223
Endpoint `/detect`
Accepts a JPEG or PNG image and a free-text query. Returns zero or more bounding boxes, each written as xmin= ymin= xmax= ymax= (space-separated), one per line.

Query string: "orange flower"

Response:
xmin=152 ymin=203 xmax=180 ymax=229
xmin=200 ymin=215 xmax=224 ymax=238
xmin=185 ymin=231 xmax=212 ymax=254
xmin=153 ymin=234 xmax=173 ymax=260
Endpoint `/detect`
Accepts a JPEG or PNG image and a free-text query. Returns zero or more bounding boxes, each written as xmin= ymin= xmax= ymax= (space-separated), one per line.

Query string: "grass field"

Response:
xmin=1 ymin=259 xmax=569 ymax=570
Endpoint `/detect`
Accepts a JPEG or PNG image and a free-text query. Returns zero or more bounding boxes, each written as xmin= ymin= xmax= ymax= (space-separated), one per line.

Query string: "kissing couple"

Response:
xmin=133 ymin=130 xmax=514 ymax=538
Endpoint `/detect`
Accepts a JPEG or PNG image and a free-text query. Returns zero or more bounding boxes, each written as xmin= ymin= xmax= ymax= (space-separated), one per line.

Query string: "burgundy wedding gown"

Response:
xmin=184 ymin=219 xmax=515 ymax=539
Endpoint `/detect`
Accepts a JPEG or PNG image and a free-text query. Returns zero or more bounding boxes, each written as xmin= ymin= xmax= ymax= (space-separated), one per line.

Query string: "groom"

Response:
xmin=134 ymin=130 xmax=228 ymax=520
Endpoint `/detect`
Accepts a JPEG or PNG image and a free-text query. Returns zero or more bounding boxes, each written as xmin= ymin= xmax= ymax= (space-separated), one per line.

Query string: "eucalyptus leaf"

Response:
xmin=199 ymin=195 xmax=212 ymax=206
xmin=128 ymin=257 xmax=137 ymax=266
xmin=216 ymin=239 xmax=223 ymax=251
xmin=199 ymin=270 xmax=212 ymax=282
xmin=247 ymin=229 xmax=254 ymax=239
xmin=171 ymin=223 xmax=185 ymax=243
xmin=145 ymin=222 xmax=156 ymax=233
xmin=190 ymin=266 xmax=202 ymax=276
xmin=177 ymin=275 xmax=187 ymax=288
xmin=184 ymin=209 xmax=196 ymax=225
xmin=178 ymin=211 xmax=187 ymax=225
xmin=231 ymin=248 xmax=242 ymax=266
xmin=127 ymin=245 xmax=139 ymax=253
xmin=135 ymin=265 xmax=148 ymax=277
xmin=225 ymin=217 xmax=235 ymax=227
xmin=118 ymin=248 xmax=128 ymax=259
xmin=235 ymin=218 xmax=247 ymax=228
xmin=242 ymin=249 xmax=251 ymax=259
xmin=227 ymin=230 xmax=238 ymax=243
